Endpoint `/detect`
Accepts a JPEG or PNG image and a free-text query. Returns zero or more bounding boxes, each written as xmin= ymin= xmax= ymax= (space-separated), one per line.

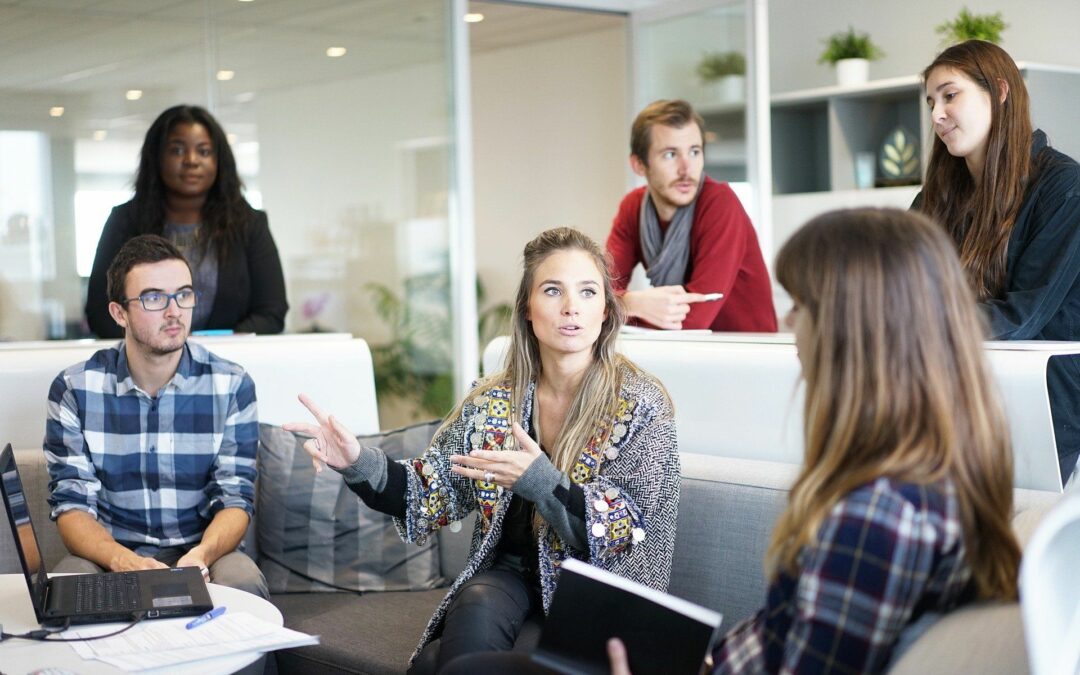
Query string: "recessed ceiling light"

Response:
xmin=93 ymin=130 xmax=107 ymax=141
xmin=49 ymin=106 xmax=64 ymax=117
xmin=226 ymin=133 xmax=238 ymax=145
xmin=216 ymin=70 xmax=235 ymax=81
xmin=235 ymin=91 xmax=256 ymax=103
xmin=464 ymin=13 xmax=484 ymax=23
xmin=326 ymin=46 xmax=347 ymax=58
xmin=238 ymin=0 xmax=254 ymax=3
xmin=126 ymin=89 xmax=143 ymax=101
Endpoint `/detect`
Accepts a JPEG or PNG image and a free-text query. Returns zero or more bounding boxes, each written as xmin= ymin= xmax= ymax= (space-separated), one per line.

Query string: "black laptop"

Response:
xmin=0 ymin=444 xmax=213 ymax=625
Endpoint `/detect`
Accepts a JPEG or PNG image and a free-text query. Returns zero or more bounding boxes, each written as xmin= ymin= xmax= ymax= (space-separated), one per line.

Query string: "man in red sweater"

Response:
xmin=606 ymin=100 xmax=777 ymax=332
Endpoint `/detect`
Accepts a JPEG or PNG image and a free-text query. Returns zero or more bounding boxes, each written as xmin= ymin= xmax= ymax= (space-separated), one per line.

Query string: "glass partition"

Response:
xmin=0 ymin=0 xmax=459 ymax=426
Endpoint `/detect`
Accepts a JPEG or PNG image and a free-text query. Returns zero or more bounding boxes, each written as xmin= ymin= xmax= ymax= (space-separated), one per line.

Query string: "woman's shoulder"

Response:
xmin=832 ymin=477 xmax=958 ymax=534
xmin=617 ymin=360 xmax=674 ymax=416
xmin=1033 ymin=142 xmax=1080 ymax=196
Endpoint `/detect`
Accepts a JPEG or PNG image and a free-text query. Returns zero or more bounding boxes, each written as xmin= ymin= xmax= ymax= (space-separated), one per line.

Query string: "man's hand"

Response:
xmin=450 ymin=422 xmax=543 ymax=488
xmin=109 ymin=550 xmax=168 ymax=573
xmin=608 ymin=638 xmax=632 ymax=675
xmin=177 ymin=546 xmax=211 ymax=582
xmin=622 ymin=286 xmax=711 ymax=329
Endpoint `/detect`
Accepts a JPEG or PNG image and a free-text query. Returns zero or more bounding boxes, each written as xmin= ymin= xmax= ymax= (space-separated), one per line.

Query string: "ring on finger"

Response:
xmin=314 ymin=437 xmax=322 ymax=451
xmin=483 ymin=470 xmax=495 ymax=482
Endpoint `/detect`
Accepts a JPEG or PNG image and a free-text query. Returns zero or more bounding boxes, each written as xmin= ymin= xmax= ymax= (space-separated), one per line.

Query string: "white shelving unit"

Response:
xmin=767 ymin=63 xmax=1080 ymax=255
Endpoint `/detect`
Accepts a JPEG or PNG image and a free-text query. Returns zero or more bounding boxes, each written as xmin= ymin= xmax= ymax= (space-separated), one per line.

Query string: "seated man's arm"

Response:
xmin=176 ymin=507 xmax=249 ymax=571
xmin=45 ymin=376 xmax=165 ymax=572
xmin=192 ymin=372 xmax=258 ymax=568
xmin=57 ymin=510 xmax=167 ymax=572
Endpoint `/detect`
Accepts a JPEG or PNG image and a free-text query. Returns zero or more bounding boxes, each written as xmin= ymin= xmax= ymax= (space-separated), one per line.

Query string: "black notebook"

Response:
xmin=534 ymin=558 xmax=723 ymax=675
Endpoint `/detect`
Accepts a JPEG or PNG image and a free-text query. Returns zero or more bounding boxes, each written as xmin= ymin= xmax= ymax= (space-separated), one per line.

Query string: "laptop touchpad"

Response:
xmin=151 ymin=582 xmax=193 ymax=607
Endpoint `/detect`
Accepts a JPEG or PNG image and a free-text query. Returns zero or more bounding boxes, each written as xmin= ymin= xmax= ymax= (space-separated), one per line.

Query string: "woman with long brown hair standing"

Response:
xmin=914 ymin=39 xmax=1080 ymax=484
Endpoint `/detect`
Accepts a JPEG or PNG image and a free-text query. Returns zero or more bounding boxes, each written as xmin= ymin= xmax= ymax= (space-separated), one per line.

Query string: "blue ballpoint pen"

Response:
xmin=186 ymin=606 xmax=227 ymax=629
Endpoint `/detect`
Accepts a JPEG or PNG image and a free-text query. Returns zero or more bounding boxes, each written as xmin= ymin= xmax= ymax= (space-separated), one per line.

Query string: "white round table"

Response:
xmin=0 ymin=573 xmax=283 ymax=674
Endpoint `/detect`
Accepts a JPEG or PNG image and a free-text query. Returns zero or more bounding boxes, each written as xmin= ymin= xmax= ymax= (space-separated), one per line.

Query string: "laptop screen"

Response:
xmin=0 ymin=444 xmax=50 ymax=615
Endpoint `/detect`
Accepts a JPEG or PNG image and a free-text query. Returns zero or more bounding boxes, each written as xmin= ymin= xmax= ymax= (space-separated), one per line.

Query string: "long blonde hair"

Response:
xmin=771 ymin=208 xmax=1019 ymax=600
xmin=441 ymin=227 xmax=642 ymax=476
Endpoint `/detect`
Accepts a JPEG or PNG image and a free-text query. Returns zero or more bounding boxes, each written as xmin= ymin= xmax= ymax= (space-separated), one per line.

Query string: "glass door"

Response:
xmin=630 ymin=0 xmax=771 ymax=256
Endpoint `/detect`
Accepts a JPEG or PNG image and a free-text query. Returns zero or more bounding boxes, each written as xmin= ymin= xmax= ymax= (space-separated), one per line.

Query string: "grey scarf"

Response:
xmin=638 ymin=178 xmax=704 ymax=287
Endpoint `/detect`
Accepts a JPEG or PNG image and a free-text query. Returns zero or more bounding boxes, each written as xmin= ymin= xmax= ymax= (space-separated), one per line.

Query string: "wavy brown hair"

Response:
xmin=770 ymin=208 xmax=1020 ymax=601
xmin=917 ymin=40 xmax=1033 ymax=299
xmin=438 ymin=228 xmax=662 ymax=479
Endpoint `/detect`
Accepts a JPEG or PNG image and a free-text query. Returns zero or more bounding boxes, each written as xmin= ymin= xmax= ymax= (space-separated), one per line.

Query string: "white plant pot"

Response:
xmin=710 ymin=75 xmax=745 ymax=104
xmin=835 ymin=58 xmax=869 ymax=87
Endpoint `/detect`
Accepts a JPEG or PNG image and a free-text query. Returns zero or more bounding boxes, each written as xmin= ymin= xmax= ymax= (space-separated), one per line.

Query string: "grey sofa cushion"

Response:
xmin=272 ymin=588 xmax=449 ymax=674
xmin=886 ymin=602 xmax=1029 ymax=674
xmin=257 ymin=421 xmax=443 ymax=593
xmin=669 ymin=454 xmax=795 ymax=627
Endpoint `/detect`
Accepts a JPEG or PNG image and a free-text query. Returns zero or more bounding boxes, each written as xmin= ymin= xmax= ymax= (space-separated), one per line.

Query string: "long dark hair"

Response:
xmin=132 ymin=104 xmax=250 ymax=261
xmin=772 ymin=208 xmax=1019 ymax=600
xmin=917 ymin=40 xmax=1033 ymax=299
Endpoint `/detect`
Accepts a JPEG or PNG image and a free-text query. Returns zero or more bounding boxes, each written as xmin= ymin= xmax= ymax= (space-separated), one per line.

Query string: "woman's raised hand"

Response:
xmin=450 ymin=422 xmax=542 ymax=488
xmin=282 ymin=393 xmax=361 ymax=472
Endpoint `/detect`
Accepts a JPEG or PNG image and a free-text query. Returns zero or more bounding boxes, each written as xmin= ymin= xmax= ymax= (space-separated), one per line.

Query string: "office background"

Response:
xmin=1 ymin=0 xmax=1078 ymax=425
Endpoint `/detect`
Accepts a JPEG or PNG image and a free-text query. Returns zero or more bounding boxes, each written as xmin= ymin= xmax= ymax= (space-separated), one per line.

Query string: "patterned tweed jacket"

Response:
xmin=396 ymin=364 xmax=681 ymax=663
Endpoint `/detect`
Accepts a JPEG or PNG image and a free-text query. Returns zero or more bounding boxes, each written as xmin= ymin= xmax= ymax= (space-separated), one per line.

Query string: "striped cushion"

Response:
xmin=256 ymin=421 xmax=444 ymax=593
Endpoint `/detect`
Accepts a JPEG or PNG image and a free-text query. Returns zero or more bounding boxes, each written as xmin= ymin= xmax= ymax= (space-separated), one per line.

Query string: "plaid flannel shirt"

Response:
xmin=44 ymin=341 xmax=258 ymax=553
xmin=712 ymin=478 xmax=975 ymax=674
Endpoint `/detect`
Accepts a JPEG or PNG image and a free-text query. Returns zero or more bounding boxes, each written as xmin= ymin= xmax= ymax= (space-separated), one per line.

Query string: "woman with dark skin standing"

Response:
xmin=914 ymin=40 xmax=1080 ymax=484
xmin=86 ymin=105 xmax=287 ymax=337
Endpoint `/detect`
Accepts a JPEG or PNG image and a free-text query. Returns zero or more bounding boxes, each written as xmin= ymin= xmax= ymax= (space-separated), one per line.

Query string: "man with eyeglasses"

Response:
xmin=42 ymin=234 xmax=267 ymax=598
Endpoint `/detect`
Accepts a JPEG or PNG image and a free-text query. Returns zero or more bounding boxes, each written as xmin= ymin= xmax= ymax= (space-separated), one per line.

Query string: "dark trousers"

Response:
xmin=409 ymin=563 xmax=543 ymax=674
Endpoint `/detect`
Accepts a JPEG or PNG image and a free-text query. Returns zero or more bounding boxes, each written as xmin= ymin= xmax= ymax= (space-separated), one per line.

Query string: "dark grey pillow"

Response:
xmin=257 ymin=420 xmax=444 ymax=593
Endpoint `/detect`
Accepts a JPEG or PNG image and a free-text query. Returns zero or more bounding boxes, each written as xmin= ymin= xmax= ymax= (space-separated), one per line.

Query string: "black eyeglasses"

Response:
xmin=120 ymin=289 xmax=199 ymax=311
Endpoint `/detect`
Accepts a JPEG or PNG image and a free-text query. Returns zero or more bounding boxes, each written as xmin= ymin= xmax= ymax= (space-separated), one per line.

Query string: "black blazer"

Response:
xmin=85 ymin=200 xmax=289 ymax=338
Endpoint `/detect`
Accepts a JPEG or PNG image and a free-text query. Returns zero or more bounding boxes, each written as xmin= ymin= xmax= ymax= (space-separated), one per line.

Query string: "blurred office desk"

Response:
xmin=482 ymin=333 xmax=1080 ymax=492
xmin=0 ymin=576 xmax=282 ymax=674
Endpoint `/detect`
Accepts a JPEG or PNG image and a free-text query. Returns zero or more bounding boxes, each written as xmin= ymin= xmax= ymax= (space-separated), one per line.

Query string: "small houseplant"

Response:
xmin=936 ymin=7 xmax=1007 ymax=46
xmin=819 ymin=26 xmax=884 ymax=87
xmin=696 ymin=51 xmax=746 ymax=104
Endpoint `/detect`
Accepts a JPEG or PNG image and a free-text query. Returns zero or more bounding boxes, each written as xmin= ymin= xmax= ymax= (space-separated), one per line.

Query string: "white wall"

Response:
xmin=769 ymin=0 xmax=1080 ymax=93
xmin=471 ymin=26 xmax=629 ymax=310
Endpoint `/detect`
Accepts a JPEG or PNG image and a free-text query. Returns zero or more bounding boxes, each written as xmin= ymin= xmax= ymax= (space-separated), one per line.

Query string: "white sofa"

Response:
xmin=0 ymin=332 xmax=1066 ymax=673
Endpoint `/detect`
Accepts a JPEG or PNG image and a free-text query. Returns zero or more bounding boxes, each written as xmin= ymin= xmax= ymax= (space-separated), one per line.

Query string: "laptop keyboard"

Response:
xmin=74 ymin=573 xmax=141 ymax=613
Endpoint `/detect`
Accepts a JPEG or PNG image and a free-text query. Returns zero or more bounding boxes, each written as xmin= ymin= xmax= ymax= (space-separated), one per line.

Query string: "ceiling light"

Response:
xmin=216 ymin=70 xmax=235 ymax=81
xmin=125 ymin=89 xmax=143 ymax=101
xmin=93 ymin=130 xmax=108 ymax=141
xmin=49 ymin=106 xmax=64 ymax=117
xmin=326 ymin=46 xmax=347 ymax=58
xmin=464 ymin=13 xmax=484 ymax=23
xmin=235 ymin=91 xmax=256 ymax=103
xmin=226 ymin=133 xmax=238 ymax=145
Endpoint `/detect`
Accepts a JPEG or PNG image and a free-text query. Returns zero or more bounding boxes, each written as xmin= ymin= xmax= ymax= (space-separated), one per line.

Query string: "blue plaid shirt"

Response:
xmin=712 ymin=478 xmax=975 ymax=674
xmin=44 ymin=341 xmax=258 ymax=553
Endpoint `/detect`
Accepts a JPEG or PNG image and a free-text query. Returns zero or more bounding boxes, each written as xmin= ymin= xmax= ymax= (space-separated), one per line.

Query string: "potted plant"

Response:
xmin=696 ymin=51 xmax=746 ymax=104
xmin=936 ymin=7 xmax=1007 ymax=45
xmin=819 ymin=26 xmax=884 ymax=87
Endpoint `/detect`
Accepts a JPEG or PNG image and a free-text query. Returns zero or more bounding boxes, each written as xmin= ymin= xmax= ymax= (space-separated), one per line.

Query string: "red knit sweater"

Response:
xmin=606 ymin=177 xmax=777 ymax=332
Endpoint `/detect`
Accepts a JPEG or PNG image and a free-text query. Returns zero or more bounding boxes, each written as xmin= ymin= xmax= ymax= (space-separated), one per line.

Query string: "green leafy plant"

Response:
xmin=366 ymin=274 xmax=511 ymax=418
xmin=936 ymin=7 xmax=1007 ymax=45
xmin=818 ymin=26 xmax=884 ymax=64
xmin=696 ymin=51 xmax=746 ymax=83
